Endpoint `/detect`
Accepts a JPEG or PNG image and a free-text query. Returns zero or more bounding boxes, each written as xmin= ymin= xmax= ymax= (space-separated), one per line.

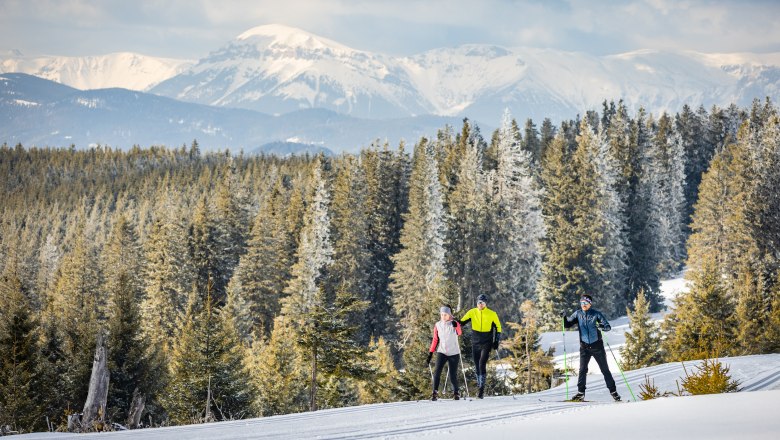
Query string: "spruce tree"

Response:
xmin=327 ymin=156 xmax=373 ymax=344
xmin=504 ymin=300 xmax=554 ymax=394
xmin=488 ymin=110 xmax=545 ymax=321
xmin=620 ymin=290 xmax=662 ymax=370
xmin=142 ymin=198 xmax=192 ymax=353
xmin=103 ymin=216 xmax=163 ymax=427
xmin=358 ymin=337 xmax=402 ymax=404
xmin=0 ymin=263 xmax=44 ymax=433
xmin=226 ymin=179 xmax=291 ymax=343
xmin=250 ymin=316 xmax=307 ymax=417
xmin=661 ymin=257 xmax=737 ymax=362
xmin=163 ymin=288 xmax=254 ymax=425
xmin=50 ymin=228 xmax=103 ymax=411
xmin=390 ymin=138 xmax=449 ymax=396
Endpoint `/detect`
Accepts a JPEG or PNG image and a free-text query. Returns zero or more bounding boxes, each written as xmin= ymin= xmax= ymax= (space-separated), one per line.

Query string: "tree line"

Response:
xmin=1 ymin=99 xmax=778 ymax=433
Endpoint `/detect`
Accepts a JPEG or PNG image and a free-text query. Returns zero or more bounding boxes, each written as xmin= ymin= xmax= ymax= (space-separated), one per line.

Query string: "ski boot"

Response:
xmin=570 ymin=392 xmax=585 ymax=402
xmin=431 ymin=390 xmax=438 ymax=401
xmin=611 ymin=391 xmax=621 ymax=402
xmin=477 ymin=386 xmax=485 ymax=399
xmin=453 ymin=391 xmax=460 ymax=401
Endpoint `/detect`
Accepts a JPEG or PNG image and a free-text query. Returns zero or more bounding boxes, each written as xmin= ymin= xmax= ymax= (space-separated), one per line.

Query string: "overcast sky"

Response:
xmin=2 ymin=0 xmax=779 ymax=60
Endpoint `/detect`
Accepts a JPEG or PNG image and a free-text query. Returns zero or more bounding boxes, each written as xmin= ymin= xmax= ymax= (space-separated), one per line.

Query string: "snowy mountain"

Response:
xmin=150 ymin=25 xmax=430 ymax=119
xmin=5 ymin=25 xmax=780 ymax=150
xmin=150 ymin=25 xmax=780 ymax=123
xmin=0 ymin=50 xmax=192 ymax=91
xmin=0 ymin=73 xmax=462 ymax=151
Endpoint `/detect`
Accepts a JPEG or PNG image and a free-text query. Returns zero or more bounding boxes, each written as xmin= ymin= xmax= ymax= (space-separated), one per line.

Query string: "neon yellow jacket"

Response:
xmin=460 ymin=307 xmax=502 ymax=334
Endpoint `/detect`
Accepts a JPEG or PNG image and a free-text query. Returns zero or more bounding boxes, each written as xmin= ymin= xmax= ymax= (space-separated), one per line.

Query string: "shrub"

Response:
xmin=681 ymin=358 xmax=739 ymax=395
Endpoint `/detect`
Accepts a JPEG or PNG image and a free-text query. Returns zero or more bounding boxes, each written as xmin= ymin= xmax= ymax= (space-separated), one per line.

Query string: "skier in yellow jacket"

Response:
xmin=457 ymin=294 xmax=502 ymax=398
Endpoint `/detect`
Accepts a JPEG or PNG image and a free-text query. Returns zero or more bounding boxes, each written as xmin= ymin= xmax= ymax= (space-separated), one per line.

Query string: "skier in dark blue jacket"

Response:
xmin=562 ymin=294 xmax=621 ymax=402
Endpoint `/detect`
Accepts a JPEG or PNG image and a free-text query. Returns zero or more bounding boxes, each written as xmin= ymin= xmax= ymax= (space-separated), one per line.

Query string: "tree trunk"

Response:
xmin=81 ymin=330 xmax=110 ymax=431
xmin=126 ymin=388 xmax=146 ymax=429
xmin=309 ymin=345 xmax=318 ymax=412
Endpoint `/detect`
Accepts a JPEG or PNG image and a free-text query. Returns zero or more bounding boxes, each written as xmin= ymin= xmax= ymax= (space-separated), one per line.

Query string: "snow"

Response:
xmin=11 ymin=273 xmax=779 ymax=440
xmin=0 ymin=52 xmax=193 ymax=91
xmin=14 ymin=354 xmax=780 ymax=439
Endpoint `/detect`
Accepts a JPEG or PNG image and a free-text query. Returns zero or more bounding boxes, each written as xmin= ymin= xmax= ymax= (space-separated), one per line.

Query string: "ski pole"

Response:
xmin=443 ymin=364 xmax=449 ymax=395
xmin=494 ymin=348 xmax=516 ymax=399
xmin=458 ymin=352 xmax=470 ymax=399
xmin=601 ymin=330 xmax=637 ymax=402
xmin=562 ymin=316 xmax=569 ymax=401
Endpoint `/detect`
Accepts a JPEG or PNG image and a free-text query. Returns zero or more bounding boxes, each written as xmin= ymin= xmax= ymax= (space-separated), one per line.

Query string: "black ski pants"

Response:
xmin=432 ymin=352 xmax=459 ymax=393
xmin=472 ymin=341 xmax=491 ymax=378
xmin=577 ymin=339 xmax=616 ymax=393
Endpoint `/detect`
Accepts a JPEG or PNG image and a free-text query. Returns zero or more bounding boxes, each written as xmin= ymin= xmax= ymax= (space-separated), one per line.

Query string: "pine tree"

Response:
xmin=733 ymin=266 xmax=768 ymax=354
xmin=620 ymin=290 xmax=662 ymax=370
xmin=361 ymin=144 xmax=409 ymax=342
xmin=504 ymin=300 xmax=554 ymax=394
xmin=358 ymin=337 xmax=401 ymax=404
xmin=0 ymin=262 xmax=45 ymax=433
xmin=661 ymin=257 xmax=737 ymax=362
xmin=163 ymin=287 xmax=254 ymax=425
xmin=390 ymin=138 xmax=449 ymax=397
xmin=250 ymin=316 xmax=307 ymax=417
xmin=103 ymin=216 xmax=163 ymax=427
xmin=50 ymin=228 xmax=103 ymax=411
xmin=537 ymin=132 xmax=584 ymax=325
xmin=650 ymin=113 xmax=687 ymax=275
xmin=487 ymin=110 xmax=545 ymax=321
xmin=142 ymin=199 xmax=193 ymax=353
xmin=327 ymin=156 xmax=374 ymax=344
xmin=226 ymin=179 xmax=291 ymax=343
xmin=446 ymin=128 xmax=488 ymax=312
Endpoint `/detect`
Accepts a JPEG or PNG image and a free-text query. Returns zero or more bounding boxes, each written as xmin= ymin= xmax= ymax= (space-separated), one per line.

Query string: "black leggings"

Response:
xmin=472 ymin=342 xmax=491 ymax=377
xmin=577 ymin=339 xmax=616 ymax=393
xmin=432 ymin=353 xmax=460 ymax=393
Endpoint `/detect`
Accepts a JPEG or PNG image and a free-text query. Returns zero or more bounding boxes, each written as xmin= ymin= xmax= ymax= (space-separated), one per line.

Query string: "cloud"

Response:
xmin=1 ymin=0 xmax=779 ymax=58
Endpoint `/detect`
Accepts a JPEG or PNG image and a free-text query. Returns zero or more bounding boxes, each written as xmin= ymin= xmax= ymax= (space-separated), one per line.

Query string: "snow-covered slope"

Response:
xmin=150 ymin=25 xmax=780 ymax=123
xmin=150 ymin=24 xmax=430 ymax=118
xmin=14 ymin=354 xmax=780 ymax=439
xmin=6 ymin=25 xmax=780 ymax=124
xmin=0 ymin=50 xmax=192 ymax=91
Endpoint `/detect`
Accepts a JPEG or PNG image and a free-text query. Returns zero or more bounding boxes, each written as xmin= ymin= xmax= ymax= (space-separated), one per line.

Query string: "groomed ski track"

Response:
xmin=16 ymin=353 xmax=780 ymax=440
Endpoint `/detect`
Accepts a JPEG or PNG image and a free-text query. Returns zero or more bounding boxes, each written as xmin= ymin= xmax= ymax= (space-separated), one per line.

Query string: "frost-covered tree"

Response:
xmin=142 ymin=198 xmax=193 ymax=353
xmin=620 ymin=290 xmax=662 ymax=370
xmin=390 ymin=138 xmax=448 ymax=396
xmin=226 ymin=179 xmax=291 ymax=343
xmin=447 ymin=130 xmax=488 ymax=312
xmin=487 ymin=110 xmax=545 ymax=320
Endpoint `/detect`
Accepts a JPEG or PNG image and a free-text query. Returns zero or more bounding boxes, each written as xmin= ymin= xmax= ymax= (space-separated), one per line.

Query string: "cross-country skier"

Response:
xmin=562 ymin=294 xmax=621 ymax=402
xmin=426 ymin=305 xmax=462 ymax=401
xmin=457 ymin=294 xmax=502 ymax=399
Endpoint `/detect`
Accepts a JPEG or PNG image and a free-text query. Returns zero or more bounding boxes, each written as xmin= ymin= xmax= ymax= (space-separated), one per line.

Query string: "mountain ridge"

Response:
xmin=4 ymin=24 xmax=780 ymax=123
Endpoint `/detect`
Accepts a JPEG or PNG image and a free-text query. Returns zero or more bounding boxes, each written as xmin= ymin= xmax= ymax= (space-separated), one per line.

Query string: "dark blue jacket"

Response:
xmin=564 ymin=308 xmax=611 ymax=345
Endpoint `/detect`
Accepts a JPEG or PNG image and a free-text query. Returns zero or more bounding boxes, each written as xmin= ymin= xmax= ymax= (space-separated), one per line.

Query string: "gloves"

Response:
xmin=560 ymin=311 xmax=567 ymax=318
xmin=426 ymin=352 xmax=432 ymax=365
xmin=451 ymin=320 xmax=458 ymax=328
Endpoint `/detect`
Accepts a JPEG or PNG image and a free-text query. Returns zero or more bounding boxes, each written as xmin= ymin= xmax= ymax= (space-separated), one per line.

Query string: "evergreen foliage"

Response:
xmin=620 ymin=290 xmax=662 ymax=370
xmin=681 ymin=358 xmax=739 ymax=395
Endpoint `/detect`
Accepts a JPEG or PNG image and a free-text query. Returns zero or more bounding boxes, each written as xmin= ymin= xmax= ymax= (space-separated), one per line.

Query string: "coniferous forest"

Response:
xmin=1 ymin=99 xmax=779 ymax=433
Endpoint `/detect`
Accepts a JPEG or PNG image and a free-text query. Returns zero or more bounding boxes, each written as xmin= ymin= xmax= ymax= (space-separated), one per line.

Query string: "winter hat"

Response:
xmin=580 ymin=295 xmax=592 ymax=305
xmin=440 ymin=306 xmax=453 ymax=316
xmin=477 ymin=294 xmax=489 ymax=304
